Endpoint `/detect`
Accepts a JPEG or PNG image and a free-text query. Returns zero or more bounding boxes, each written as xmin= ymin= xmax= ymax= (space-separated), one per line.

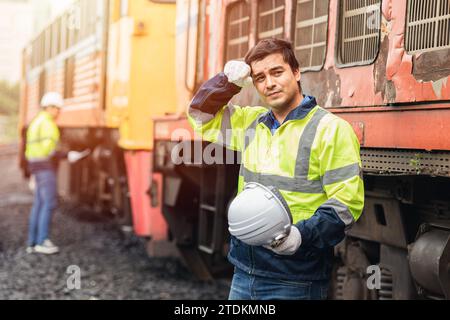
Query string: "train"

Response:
xmin=18 ymin=0 xmax=177 ymax=255
xmin=19 ymin=0 xmax=450 ymax=300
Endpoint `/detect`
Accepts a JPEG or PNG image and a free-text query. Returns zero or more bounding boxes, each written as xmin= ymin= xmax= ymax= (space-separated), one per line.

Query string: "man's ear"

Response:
xmin=293 ymin=68 xmax=301 ymax=82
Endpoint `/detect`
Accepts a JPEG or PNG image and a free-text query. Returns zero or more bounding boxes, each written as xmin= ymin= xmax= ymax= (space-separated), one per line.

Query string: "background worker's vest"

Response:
xmin=25 ymin=111 xmax=60 ymax=163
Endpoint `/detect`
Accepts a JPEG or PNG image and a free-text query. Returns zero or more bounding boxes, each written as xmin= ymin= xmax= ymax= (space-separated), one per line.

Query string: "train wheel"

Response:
xmin=330 ymin=240 xmax=377 ymax=300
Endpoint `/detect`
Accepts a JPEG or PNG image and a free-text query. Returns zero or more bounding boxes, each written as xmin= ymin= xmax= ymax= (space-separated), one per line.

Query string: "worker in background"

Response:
xmin=187 ymin=39 xmax=364 ymax=300
xmin=25 ymin=92 xmax=88 ymax=255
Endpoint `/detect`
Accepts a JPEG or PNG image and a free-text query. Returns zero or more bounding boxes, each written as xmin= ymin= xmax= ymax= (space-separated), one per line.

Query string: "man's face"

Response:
xmin=47 ymin=106 xmax=61 ymax=120
xmin=250 ymin=53 xmax=301 ymax=111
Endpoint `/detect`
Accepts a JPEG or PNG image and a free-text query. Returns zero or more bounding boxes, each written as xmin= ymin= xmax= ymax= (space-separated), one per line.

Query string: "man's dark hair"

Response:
xmin=244 ymin=38 xmax=301 ymax=90
xmin=244 ymin=38 xmax=300 ymax=73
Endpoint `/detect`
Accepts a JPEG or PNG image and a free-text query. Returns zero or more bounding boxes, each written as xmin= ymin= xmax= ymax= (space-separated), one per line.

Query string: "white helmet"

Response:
xmin=41 ymin=92 xmax=64 ymax=108
xmin=227 ymin=182 xmax=292 ymax=246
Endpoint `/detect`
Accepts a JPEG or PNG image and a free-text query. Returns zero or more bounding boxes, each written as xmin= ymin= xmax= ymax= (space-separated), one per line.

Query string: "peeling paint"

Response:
xmin=431 ymin=78 xmax=447 ymax=99
xmin=442 ymin=77 xmax=450 ymax=100
xmin=348 ymin=87 xmax=355 ymax=98
xmin=302 ymin=67 xmax=342 ymax=108
xmin=374 ymin=34 xmax=389 ymax=100
xmin=380 ymin=15 xmax=391 ymax=42
xmin=413 ymin=50 xmax=450 ymax=82
xmin=325 ymin=91 xmax=334 ymax=109
xmin=386 ymin=33 xmax=405 ymax=80
xmin=306 ymin=0 xmax=449 ymax=107
xmin=385 ymin=80 xmax=396 ymax=103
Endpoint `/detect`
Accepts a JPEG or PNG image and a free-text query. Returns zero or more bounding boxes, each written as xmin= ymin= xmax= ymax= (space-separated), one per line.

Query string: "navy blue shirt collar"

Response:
xmin=259 ymin=95 xmax=318 ymax=134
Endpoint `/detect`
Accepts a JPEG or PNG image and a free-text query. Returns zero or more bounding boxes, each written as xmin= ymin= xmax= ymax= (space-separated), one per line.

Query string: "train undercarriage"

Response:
xmin=58 ymin=128 xmax=133 ymax=227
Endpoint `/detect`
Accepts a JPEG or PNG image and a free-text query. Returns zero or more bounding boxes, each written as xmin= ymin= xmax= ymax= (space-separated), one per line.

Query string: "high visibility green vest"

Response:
xmin=25 ymin=111 xmax=60 ymax=162
xmin=188 ymin=104 xmax=364 ymax=227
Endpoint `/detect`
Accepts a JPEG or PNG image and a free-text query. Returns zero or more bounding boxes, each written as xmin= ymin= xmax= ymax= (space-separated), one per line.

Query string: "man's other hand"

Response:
xmin=264 ymin=226 xmax=302 ymax=255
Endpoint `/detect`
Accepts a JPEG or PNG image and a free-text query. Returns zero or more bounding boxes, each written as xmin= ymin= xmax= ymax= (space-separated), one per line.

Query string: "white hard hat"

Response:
xmin=227 ymin=182 xmax=292 ymax=246
xmin=41 ymin=92 xmax=64 ymax=108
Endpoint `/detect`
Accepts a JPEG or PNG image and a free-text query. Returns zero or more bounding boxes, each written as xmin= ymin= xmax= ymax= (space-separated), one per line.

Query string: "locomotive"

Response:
xmin=19 ymin=0 xmax=177 ymax=254
xmin=19 ymin=0 xmax=450 ymax=299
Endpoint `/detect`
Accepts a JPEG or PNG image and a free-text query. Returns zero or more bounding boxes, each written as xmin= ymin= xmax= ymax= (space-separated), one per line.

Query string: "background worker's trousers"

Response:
xmin=28 ymin=169 xmax=57 ymax=246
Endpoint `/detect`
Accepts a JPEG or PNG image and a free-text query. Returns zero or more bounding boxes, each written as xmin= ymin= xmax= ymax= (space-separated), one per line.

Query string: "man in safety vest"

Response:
xmin=25 ymin=92 xmax=88 ymax=254
xmin=187 ymin=39 xmax=364 ymax=299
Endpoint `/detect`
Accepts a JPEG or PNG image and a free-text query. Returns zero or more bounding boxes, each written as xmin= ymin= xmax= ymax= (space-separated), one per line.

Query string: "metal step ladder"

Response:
xmin=198 ymin=164 xmax=227 ymax=255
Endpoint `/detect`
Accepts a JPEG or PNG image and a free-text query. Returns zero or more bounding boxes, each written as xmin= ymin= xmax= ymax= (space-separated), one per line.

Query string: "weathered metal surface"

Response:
xmin=361 ymin=148 xmax=450 ymax=177
xmin=347 ymin=193 xmax=408 ymax=248
xmin=153 ymin=116 xmax=200 ymax=141
xmin=333 ymin=240 xmax=374 ymax=300
xmin=379 ymin=245 xmax=417 ymax=300
xmin=124 ymin=150 xmax=169 ymax=238
xmin=335 ymin=107 xmax=450 ymax=151
xmin=408 ymin=227 xmax=450 ymax=298
xmin=302 ymin=0 xmax=450 ymax=107
xmin=413 ymin=50 xmax=450 ymax=84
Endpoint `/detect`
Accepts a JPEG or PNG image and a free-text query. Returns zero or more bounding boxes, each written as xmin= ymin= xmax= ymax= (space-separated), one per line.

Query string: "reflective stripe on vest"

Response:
xmin=217 ymin=105 xmax=236 ymax=148
xmin=320 ymin=198 xmax=355 ymax=229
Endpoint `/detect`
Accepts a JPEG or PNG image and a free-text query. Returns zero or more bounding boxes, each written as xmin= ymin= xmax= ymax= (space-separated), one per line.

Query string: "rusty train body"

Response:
xmin=20 ymin=0 xmax=450 ymax=299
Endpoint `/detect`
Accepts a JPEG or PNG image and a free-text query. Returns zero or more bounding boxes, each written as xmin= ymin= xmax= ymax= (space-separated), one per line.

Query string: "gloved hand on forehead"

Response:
xmin=264 ymin=225 xmax=302 ymax=255
xmin=224 ymin=60 xmax=253 ymax=88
